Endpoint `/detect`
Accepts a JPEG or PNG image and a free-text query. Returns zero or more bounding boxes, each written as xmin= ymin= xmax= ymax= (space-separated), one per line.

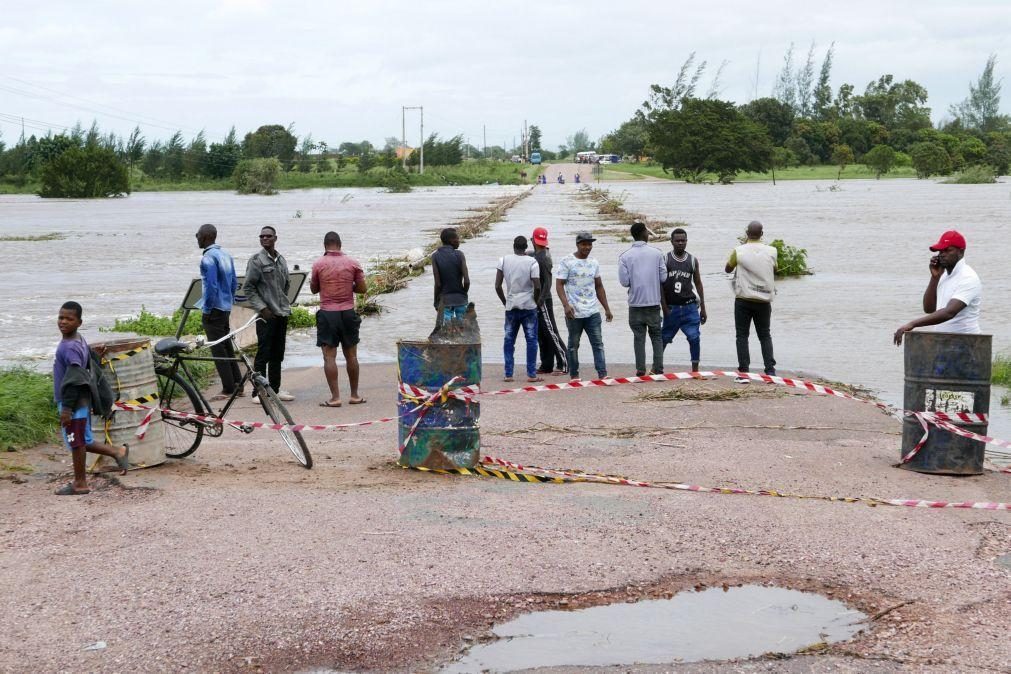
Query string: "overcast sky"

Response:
xmin=3 ymin=1 xmax=1011 ymax=151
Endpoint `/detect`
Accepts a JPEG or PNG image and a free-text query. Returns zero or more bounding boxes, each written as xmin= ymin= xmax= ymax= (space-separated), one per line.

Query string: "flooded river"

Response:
xmin=3 ymin=176 xmax=1010 ymax=444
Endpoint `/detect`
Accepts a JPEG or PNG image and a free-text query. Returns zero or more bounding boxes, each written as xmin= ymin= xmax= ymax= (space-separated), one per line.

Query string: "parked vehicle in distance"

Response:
xmin=575 ymin=151 xmax=598 ymax=164
xmin=510 ymin=155 xmax=523 ymax=163
xmin=597 ymin=154 xmax=621 ymax=164
xmin=530 ymin=152 xmax=542 ymax=165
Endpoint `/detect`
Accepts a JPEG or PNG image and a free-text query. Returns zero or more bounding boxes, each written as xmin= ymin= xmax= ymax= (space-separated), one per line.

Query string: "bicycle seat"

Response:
xmin=155 ymin=338 xmax=190 ymax=356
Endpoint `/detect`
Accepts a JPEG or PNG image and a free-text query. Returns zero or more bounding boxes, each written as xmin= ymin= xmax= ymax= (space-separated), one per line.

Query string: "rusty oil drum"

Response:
xmin=901 ymin=331 xmax=991 ymax=475
xmin=397 ymin=340 xmax=481 ymax=469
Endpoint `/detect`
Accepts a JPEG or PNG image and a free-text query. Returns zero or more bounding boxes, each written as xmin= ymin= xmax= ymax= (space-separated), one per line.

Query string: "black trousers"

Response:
xmin=734 ymin=298 xmax=775 ymax=373
xmin=201 ymin=309 xmax=243 ymax=394
xmin=254 ymin=314 xmax=289 ymax=392
xmin=537 ymin=297 xmax=567 ymax=373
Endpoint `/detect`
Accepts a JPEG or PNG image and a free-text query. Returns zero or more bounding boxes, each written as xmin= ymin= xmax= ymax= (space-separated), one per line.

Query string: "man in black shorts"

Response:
xmin=310 ymin=231 xmax=367 ymax=407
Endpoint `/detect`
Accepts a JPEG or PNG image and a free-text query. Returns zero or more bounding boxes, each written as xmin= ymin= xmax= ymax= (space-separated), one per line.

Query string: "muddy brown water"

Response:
xmin=3 ymin=178 xmax=1010 ymax=451
xmin=442 ymin=585 xmax=866 ymax=671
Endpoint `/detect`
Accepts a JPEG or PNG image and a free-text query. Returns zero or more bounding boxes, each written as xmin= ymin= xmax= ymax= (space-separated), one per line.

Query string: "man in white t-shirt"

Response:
xmin=894 ymin=230 xmax=982 ymax=345
xmin=496 ymin=235 xmax=543 ymax=382
xmin=555 ymin=232 xmax=614 ymax=381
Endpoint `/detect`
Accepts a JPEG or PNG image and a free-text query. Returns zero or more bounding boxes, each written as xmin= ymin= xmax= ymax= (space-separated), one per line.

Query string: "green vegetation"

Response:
xmin=105 ymin=307 xmax=203 ymax=336
xmin=0 ymin=232 xmax=65 ymax=242
xmin=234 ymin=157 xmax=281 ymax=195
xmin=771 ymin=239 xmax=811 ymax=277
xmin=992 ymin=354 xmax=1011 ymax=386
xmin=39 ymin=145 xmax=129 ymax=198
xmin=0 ymin=367 xmax=57 ymax=452
xmin=605 ymin=161 xmax=917 ymax=182
xmin=942 ymin=165 xmax=998 ymax=184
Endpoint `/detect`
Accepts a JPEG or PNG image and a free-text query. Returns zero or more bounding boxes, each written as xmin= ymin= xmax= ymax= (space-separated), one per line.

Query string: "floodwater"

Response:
xmin=443 ymin=585 xmax=866 ymax=671
xmin=4 ymin=177 xmax=1010 ymax=447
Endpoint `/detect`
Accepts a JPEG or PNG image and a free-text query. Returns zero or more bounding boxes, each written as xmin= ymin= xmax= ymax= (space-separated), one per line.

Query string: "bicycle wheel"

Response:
xmin=255 ymin=383 xmax=313 ymax=469
xmin=157 ymin=371 xmax=205 ymax=459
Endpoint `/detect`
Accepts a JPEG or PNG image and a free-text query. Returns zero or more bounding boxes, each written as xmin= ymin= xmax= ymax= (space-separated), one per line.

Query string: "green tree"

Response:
xmin=739 ymin=97 xmax=794 ymax=146
xmin=39 ymin=145 xmax=129 ymax=198
xmin=565 ymin=129 xmax=593 ymax=153
xmin=784 ymin=136 xmax=814 ymax=165
xmin=206 ymin=127 xmax=242 ymax=179
xmin=647 ymin=98 xmax=773 ymax=183
xmin=908 ymin=142 xmax=952 ymax=178
xmin=862 ymin=144 xmax=897 ymax=178
xmin=599 ymin=117 xmax=648 ymax=158
xmin=830 ymin=143 xmax=854 ymax=179
xmin=162 ymin=131 xmax=185 ymax=179
xmin=985 ymin=132 xmax=1011 ymax=175
xmin=812 ymin=43 xmax=835 ymax=120
xmin=950 ymin=54 xmax=1009 ymax=133
xmin=184 ymin=131 xmax=207 ymax=177
xmin=243 ymin=124 xmax=298 ymax=168
xmin=773 ymin=43 xmax=797 ymax=112
xmin=358 ymin=149 xmax=376 ymax=173
xmin=959 ymin=136 xmax=988 ymax=166
xmin=233 ymin=157 xmax=280 ymax=194
xmin=854 ymin=76 xmax=931 ymax=130
xmin=297 ymin=133 xmax=314 ymax=173
xmin=528 ymin=125 xmax=542 ymax=150
xmin=125 ymin=126 xmax=145 ymax=174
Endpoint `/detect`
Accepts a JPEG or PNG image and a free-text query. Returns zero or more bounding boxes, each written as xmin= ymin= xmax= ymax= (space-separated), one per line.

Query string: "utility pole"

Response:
xmin=402 ymin=105 xmax=424 ymax=173
xmin=401 ymin=106 xmax=407 ymax=170
xmin=523 ymin=119 xmax=528 ymax=161
xmin=483 ymin=124 xmax=487 ymax=159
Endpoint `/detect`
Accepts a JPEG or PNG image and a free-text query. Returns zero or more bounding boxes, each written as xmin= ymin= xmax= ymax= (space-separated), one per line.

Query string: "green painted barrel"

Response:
xmin=397 ymin=340 xmax=481 ymax=469
xmin=90 ymin=338 xmax=166 ymax=470
xmin=901 ymin=331 xmax=991 ymax=475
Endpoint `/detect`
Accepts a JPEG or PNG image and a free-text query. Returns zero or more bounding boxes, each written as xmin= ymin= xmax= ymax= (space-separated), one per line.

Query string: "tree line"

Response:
xmin=0 ymin=122 xmax=478 ymax=197
xmin=598 ymin=48 xmax=1011 ymax=183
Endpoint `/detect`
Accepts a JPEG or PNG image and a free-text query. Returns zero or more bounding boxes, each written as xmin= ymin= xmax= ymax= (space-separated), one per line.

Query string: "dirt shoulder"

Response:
xmin=1 ymin=362 xmax=1008 ymax=672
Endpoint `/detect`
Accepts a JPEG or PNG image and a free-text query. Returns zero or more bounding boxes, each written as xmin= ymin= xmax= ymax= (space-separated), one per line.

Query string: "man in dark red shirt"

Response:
xmin=310 ymin=231 xmax=367 ymax=407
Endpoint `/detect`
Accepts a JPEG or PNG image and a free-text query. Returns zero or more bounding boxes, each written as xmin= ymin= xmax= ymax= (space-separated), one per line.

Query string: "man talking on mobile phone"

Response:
xmin=893 ymin=230 xmax=981 ymax=345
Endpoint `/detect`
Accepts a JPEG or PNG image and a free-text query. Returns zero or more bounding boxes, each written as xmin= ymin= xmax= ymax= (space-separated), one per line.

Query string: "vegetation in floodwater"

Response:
xmin=0 ymin=232 xmax=66 ymax=242
xmin=770 ymin=239 xmax=811 ymax=277
xmin=105 ymin=307 xmax=203 ymax=336
xmin=604 ymin=162 xmax=919 ymax=182
xmin=992 ymin=354 xmax=1011 ymax=386
xmin=941 ymin=165 xmax=998 ymax=184
xmin=0 ymin=367 xmax=58 ymax=451
xmin=579 ymin=186 xmax=675 ymax=241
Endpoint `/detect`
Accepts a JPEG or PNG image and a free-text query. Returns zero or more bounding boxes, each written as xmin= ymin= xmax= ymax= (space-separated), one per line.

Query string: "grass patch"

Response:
xmin=942 ymin=165 xmax=998 ymax=184
xmin=605 ymin=162 xmax=919 ymax=182
xmin=0 ymin=232 xmax=65 ymax=242
xmin=993 ymin=354 xmax=1011 ymax=386
xmin=105 ymin=306 xmax=203 ymax=336
xmin=0 ymin=367 xmax=58 ymax=452
xmin=771 ymin=239 xmax=811 ymax=277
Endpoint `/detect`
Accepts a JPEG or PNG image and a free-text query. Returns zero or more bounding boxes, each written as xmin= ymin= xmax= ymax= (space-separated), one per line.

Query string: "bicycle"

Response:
xmin=152 ymin=314 xmax=312 ymax=468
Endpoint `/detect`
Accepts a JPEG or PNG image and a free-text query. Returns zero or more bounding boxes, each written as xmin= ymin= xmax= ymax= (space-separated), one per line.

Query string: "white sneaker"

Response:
xmin=734 ymin=376 xmax=751 ymax=384
xmin=251 ymin=394 xmax=260 ymax=404
xmin=277 ymin=390 xmax=295 ymax=402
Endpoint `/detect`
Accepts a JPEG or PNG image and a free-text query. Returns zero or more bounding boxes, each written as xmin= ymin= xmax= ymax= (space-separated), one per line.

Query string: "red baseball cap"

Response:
xmin=929 ymin=230 xmax=967 ymax=251
xmin=532 ymin=227 xmax=549 ymax=246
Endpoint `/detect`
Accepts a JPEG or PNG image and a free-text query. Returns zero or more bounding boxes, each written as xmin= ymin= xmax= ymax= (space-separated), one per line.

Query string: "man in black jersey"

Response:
xmin=661 ymin=228 xmax=707 ymax=372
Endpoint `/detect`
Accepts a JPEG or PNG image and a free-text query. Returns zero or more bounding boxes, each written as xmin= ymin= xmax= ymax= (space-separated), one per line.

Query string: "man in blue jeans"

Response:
xmin=662 ymin=227 xmax=708 ymax=372
xmin=496 ymin=236 xmax=543 ymax=382
xmin=555 ymin=232 xmax=613 ymax=381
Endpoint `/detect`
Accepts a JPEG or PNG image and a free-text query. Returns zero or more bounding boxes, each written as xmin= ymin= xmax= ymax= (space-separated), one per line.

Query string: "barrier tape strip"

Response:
xmin=406 ymin=457 xmax=1009 ymax=511
xmin=100 ymin=342 xmax=151 ymax=364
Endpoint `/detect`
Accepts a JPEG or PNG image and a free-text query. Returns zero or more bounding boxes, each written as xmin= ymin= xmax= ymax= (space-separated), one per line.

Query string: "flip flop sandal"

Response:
xmin=348 ymin=398 xmax=367 ymax=405
xmin=55 ymin=483 xmax=90 ymax=496
xmin=115 ymin=444 xmax=130 ymax=474
xmin=319 ymin=401 xmax=342 ymax=408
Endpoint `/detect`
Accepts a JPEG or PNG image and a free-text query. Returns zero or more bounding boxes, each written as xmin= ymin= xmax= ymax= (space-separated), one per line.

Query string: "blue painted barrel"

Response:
xmin=901 ymin=331 xmax=991 ymax=475
xmin=397 ymin=340 xmax=481 ymax=469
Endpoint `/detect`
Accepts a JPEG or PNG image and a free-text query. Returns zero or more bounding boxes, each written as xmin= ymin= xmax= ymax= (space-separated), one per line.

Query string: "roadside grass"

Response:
xmin=605 ymin=162 xmax=919 ymax=182
xmin=0 ymin=232 xmax=65 ymax=242
xmin=0 ymin=367 xmax=57 ymax=453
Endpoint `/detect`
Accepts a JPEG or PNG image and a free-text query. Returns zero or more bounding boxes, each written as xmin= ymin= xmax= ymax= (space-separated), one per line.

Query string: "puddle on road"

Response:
xmin=443 ymin=585 xmax=866 ymax=672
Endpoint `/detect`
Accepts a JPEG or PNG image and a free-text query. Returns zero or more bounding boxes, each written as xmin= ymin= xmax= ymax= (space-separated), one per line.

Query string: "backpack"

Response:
xmin=88 ymin=349 xmax=116 ymax=420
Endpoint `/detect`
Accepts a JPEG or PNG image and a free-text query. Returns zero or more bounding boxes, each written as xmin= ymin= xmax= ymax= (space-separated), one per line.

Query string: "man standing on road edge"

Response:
xmin=243 ymin=225 xmax=295 ymax=402
xmin=431 ymin=227 xmax=470 ymax=324
xmin=195 ymin=224 xmax=243 ymax=400
xmin=495 ymin=235 xmax=543 ymax=383
xmin=311 ymin=231 xmax=367 ymax=407
xmin=725 ymin=221 xmax=778 ymax=383
xmin=893 ymin=229 xmax=981 ymax=345
xmin=531 ymin=227 xmax=567 ymax=375
xmin=555 ymin=231 xmax=613 ymax=381
xmin=662 ymin=227 xmax=707 ymax=372
xmin=618 ymin=221 xmax=667 ymax=377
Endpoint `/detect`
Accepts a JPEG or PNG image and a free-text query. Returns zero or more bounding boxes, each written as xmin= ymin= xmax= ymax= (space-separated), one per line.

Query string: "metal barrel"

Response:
xmin=901 ymin=331 xmax=991 ymax=475
xmin=397 ymin=340 xmax=481 ymax=469
xmin=90 ymin=338 xmax=166 ymax=469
